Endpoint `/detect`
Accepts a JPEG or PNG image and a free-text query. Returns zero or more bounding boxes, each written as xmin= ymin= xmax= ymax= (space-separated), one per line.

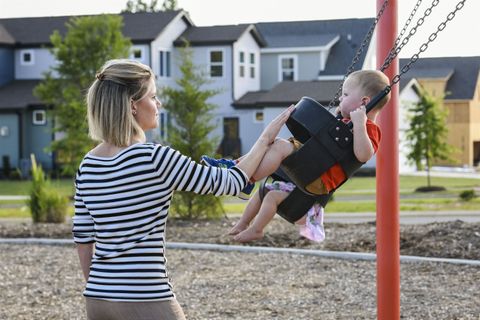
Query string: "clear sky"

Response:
xmin=0 ymin=0 xmax=477 ymax=58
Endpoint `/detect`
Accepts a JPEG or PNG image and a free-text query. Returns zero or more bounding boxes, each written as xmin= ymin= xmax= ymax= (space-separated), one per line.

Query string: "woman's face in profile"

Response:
xmin=132 ymin=78 xmax=162 ymax=131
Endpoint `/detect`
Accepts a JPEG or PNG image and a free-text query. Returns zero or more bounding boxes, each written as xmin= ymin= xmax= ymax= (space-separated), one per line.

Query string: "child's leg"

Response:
xmin=234 ymin=190 xmax=289 ymax=242
xmin=228 ymin=190 xmax=262 ymax=235
xmin=250 ymin=138 xmax=295 ymax=181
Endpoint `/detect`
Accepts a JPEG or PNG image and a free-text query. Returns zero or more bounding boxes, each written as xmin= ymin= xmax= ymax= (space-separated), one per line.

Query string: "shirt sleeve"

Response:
xmin=366 ymin=121 xmax=382 ymax=152
xmin=72 ymin=171 xmax=95 ymax=244
xmin=152 ymin=145 xmax=248 ymax=196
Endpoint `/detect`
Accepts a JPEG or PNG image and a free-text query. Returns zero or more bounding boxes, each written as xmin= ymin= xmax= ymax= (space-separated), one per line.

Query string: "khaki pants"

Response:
xmin=86 ymin=297 xmax=186 ymax=320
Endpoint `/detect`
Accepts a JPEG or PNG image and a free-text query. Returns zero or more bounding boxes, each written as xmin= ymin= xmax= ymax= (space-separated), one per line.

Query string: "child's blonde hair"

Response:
xmin=87 ymin=59 xmax=154 ymax=147
xmin=346 ymin=70 xmax=391 ymax=109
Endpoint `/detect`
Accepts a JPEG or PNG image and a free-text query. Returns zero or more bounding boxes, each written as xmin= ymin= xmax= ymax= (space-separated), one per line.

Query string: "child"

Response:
xmin=204 ymin=70 xmax=391 ymax=242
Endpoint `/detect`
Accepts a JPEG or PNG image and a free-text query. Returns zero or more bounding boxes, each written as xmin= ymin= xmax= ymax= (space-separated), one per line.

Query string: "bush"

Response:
xmin=28 ymin=154 xmax=68 ymax=223
xmin=459 ymin=190 xmax=476 ymax=202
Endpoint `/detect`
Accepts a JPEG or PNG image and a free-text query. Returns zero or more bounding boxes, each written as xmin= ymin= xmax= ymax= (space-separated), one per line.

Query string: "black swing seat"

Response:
xmin=268 ymin=88 xmax=390 ymax=224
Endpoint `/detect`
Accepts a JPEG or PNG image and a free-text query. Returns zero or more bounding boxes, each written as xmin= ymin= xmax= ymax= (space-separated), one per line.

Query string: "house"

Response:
xmin=0 ymin=10 xmax=193 ymax=173
xmin=400 ymin=56 xmax=480 ymax=168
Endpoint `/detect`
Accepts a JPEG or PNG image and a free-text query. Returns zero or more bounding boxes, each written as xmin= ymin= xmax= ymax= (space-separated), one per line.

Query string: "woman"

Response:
xmin=72 ymin=59 xmax=293 ymax=319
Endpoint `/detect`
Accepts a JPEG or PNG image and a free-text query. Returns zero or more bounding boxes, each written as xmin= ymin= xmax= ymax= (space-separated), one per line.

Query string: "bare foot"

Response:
xmin=233 ymin=228 xmax=264 ymax=243
xmin=228 ymin=222 xmax=249 ymax=235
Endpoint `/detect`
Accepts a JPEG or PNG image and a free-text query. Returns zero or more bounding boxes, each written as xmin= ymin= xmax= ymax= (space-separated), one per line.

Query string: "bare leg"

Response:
xmin=251 ymin=139 xmax=294 ymax=181
xmin=234 ymin=190 xmax=289 ymax=242
xmin=228 ymin=190 xmax=262 ymax=235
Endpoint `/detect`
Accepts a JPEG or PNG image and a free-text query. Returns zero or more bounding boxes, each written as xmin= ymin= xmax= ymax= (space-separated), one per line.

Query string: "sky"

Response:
xmin=0 ymin=0 xmax=478 ymax=58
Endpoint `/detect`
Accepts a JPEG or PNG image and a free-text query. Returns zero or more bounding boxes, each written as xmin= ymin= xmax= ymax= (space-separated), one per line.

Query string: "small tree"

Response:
xmin=28 ymin=154 xmax=68 ymax=223
xmin=405 ymin=89 xmax=455 ymax=189
xmin=161 ymin=0 xmax=178 ymax=11
xmin=123 ymin=0 xmax=161 ymax=13
xmin=162 ymin=43 xmax=223 ymax=219
xmin=35 ymin=15 xmax=131 ymax=175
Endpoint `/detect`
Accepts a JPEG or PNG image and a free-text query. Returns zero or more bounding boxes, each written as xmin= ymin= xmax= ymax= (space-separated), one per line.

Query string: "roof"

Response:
xmin=233 ymin=80 xmax=342 ymax=108
xmin=0 ymin=80 xmax=42 ymax=109
xmin=256 ymin=18 xmax=375 ymax=76
xmin=400 ymin=56 xmax=480 ymax=100
xmin=0 ymin=11 xmax=192 ymax=46
xmin=0 ymin=24 xmax=14 ymax=45
xmin=174 ymin=24 xmax=266 ymax=47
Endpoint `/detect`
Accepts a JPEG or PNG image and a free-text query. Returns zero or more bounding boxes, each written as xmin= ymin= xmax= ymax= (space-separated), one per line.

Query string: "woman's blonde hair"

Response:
xmin=87 ymin=59 xmax=154 ymax=147
xmin=346 ymin=70 xmax=391 ymax=109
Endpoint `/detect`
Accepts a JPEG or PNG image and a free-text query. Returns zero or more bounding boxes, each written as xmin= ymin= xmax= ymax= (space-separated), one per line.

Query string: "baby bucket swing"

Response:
xmin=260 ymin=0 xmax=467 ymax=224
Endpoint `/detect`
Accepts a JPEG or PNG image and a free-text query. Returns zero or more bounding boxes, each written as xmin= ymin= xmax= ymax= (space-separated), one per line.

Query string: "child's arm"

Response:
xmin=350 ymin=106 xmax=375 ymax=163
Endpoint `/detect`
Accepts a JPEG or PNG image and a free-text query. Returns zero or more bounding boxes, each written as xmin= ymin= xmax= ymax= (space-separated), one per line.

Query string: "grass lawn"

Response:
xmin=0 ymin=175 xmax=478 ymax=218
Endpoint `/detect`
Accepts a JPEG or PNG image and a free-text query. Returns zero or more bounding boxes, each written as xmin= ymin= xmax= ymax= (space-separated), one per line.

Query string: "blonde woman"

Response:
xmin=72 ymin=59 xmax=293 ymax=320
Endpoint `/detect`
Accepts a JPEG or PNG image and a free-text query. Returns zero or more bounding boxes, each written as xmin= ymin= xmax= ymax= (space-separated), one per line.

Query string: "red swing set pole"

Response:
xmin=376 ymin=0 xmax=400 ymax=319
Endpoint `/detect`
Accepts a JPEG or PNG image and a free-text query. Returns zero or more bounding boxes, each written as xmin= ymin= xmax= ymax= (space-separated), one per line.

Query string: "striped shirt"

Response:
xmin=72 ymin=143 xmax=247 ymax=302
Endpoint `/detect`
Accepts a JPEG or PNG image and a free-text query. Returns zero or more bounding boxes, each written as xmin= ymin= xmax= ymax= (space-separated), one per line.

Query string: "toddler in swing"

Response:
xmin=202 ymin=70 xmax=391 ymax=242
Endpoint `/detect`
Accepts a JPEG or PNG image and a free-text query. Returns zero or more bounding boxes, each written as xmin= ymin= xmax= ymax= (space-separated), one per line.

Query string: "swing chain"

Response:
xmin=391 ymin=0 xmax=466 ymax=85
xmin=381 ymin=0 xmax=440 ymax=72
xmin=379 ymin=0 xmax=425 ymax=72
xmin=327 ymin=0 xmax=389 ymax=109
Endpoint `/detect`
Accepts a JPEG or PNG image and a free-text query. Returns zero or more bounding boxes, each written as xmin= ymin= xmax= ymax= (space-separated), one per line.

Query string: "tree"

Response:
xmin=161 ymin=0 xmax=178 ymax=11
xmin=123 ymin=0 xmax=161 ymax=13
xmin=35 ymin=15 xmax=131 ymax=175
xmin=162 ymin=43 xmax=223 ymax=219
xmin=405 ymin=89 xmax=455 ymax=189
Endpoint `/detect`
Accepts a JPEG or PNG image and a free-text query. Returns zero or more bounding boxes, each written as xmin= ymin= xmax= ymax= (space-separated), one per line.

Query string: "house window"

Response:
xmin=209 ymin=50 xmax=223 ymax=77
xmin=249 ymin=53 xmax=256 ymax=79
xmin=131 ymin=47 xmax=144 ymax=60
xmin=159 ymin=50 xmax=171 ymax=77
xmin=159 ymin=111 xmax=169 ymax=140
xmin=239 ymin=51 xmax=245 ymax=78
xmin=254 ymin=111 xmax=264 ymax=123
xmin=279 ymin=55 xmax=297 ymax=81
xmin=32 ymin=110 xmax=46 ymax=125
xmin=20 ymin=50 xmax=34 ymax=66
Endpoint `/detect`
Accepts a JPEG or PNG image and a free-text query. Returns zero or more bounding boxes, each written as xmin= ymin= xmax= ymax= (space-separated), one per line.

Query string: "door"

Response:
xmin=220 ymin=117 xmax=241 ymax=159
xmin=0 ymin=113 xmax=20 ymax=171
xmin=473 ymin=141 xmax=480 ymax=166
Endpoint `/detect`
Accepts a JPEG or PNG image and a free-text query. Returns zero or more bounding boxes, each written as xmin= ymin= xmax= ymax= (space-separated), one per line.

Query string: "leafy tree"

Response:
xmin=405 ymin=89 xmax=455 ymax=187
xmin=123 ymin=0 xmax=161 ymax=13
xmin=35 ymin=15 xmax=131 ymax=175
xmin=161 ymin=0 xmax=178 ymax=11
xmin=162 ymin=43 xmax=223 ymax=219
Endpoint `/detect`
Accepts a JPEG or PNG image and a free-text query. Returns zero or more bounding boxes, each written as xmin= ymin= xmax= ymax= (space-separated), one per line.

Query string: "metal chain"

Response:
xmin=380 ymin=0 xmax=440 ymax=72
xmin=327 ymin=0 xmax=389 ymax=109
xmin=379 ymin=0 xmax=424 ymax=71
xmin=391 ymin=0 xmax=466 ymax=86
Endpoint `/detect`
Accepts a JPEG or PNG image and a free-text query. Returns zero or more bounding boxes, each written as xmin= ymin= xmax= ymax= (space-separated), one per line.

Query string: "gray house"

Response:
xmin=1 ymin=11 xmax=431 ymax=175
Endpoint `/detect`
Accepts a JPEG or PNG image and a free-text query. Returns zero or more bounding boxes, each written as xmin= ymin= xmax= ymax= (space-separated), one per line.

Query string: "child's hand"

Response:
xmin=349 ymin=105 xmax=367 ymax=126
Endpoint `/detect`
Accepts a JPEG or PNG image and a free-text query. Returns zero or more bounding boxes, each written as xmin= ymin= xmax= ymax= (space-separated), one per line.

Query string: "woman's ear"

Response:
xmin=131 ymin=99 xmax=137 ymax=116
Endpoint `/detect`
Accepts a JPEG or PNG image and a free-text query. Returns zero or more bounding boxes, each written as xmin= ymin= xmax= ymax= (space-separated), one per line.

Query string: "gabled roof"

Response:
xmin=0 ymin=80 xmax=42 ymax=109
xmin=0 ymin=24 xmax=14 ymax=45
xmin=400 ymin=56 xmax=480 ymax=100
xmin=174 ymin=24 xmax=266 ymax=47
xmin=0 ymin=10 xmax=193 ymax=46
xmin=233 ymin=80 xmax=342 ymax=108
xmin=256 ymin=18 xmax=375 ymax=76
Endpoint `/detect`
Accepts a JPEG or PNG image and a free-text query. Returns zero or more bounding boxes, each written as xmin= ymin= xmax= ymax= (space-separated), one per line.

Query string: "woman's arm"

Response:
xmin=76 ymin=243 xmax=93 ymax=282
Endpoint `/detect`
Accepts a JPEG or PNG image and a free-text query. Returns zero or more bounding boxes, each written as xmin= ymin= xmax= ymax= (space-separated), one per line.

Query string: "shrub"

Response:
xmin=459 ymin=190 xmax=476 ymax=202
xmin=28 ymin=154 xmax=68 ymax=223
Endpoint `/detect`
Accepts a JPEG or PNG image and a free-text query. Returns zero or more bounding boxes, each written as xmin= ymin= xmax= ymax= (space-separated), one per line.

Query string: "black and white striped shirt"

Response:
xmin=72 ymin=143 xmax=247 ymax=301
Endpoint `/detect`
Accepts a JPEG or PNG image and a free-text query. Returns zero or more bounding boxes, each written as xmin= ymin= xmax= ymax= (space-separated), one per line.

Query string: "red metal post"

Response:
xmin=376 ymin=0 xmax=400 ymax=319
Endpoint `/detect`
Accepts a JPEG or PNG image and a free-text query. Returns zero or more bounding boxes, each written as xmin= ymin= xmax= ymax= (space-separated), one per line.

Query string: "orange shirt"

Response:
xmin=320 ymin=119 xmax=381 ymax=192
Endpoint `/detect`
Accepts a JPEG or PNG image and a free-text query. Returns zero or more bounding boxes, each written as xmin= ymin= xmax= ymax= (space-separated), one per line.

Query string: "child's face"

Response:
xmin=338 ymin=78 xmax=366 ymax=119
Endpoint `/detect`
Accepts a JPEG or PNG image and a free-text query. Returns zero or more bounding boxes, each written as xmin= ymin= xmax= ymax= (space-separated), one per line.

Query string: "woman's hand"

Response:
xmin=258 ymin=105 xmax=295 ymax=145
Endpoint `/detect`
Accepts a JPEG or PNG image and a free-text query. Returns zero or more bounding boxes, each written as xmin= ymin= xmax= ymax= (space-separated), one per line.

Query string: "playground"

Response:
xmin=1 ymin=218 xmax=479 ymax=319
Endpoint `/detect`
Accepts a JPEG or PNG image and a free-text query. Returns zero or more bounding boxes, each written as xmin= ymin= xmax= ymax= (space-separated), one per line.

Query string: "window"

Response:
xmin=209 ymin=50 xmax=223 ymax=77
xmin=239 ymin=51 xmax=245 ymax=78
xmin=131 ymin=47 xmax=144 ymax=60
xmin=254 ymin=111 xmax=264 ymax=123
xmin=279 ymin=55 xmax=297 ymax=81
xmin=20 ymin=50 xmax=34 ymax=66
xmin=159 ymin=111 xmax=170 ymax=140
xmin=249 ymin=53 xmax=256 ymax=79
xmin=32 ymin=110 xmax=46 ymax=125
xmin=159 ymin=50 xmax=171 ymax=77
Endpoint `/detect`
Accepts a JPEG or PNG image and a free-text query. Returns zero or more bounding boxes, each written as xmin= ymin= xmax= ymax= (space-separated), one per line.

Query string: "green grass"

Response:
xmin=0 ymin=179 xmax=74 ymax=196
